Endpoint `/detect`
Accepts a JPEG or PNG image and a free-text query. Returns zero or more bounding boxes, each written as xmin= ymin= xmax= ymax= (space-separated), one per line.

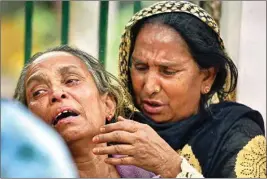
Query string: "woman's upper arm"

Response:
xmin=212 ymin=117 xmax=266 ymax=178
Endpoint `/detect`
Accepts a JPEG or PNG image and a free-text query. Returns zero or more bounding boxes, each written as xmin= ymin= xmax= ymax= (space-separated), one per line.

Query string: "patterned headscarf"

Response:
xmin=118 ymin=1 xmax=235 ymax=111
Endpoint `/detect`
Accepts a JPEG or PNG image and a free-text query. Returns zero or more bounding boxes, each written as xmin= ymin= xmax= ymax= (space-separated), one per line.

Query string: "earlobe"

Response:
xmin=202 ymin=86 xmax=211 ymax=94
xmin=102 ymin=93 xmax=116 ymax=121
xmin=106 ymin=113 xmax=113 ymax=121
xmin=201 ymin=67 xmax=216 ymax=94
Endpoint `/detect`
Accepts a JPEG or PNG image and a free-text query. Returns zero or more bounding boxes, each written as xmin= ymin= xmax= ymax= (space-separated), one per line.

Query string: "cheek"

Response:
xmin=164 ymin=73 xmax=200 ymax=100
xmin=130 ymin=71 xmax=143 ymax=91
xmin=74 ymin=86 xmax=99 ymax=106
xmin=178 ymin=71 xmax=201 ymax=89
xmin=28 ymin=102 xmax=49 ymax=124
xmin=74 ymin=87 xmax=105 ymax=123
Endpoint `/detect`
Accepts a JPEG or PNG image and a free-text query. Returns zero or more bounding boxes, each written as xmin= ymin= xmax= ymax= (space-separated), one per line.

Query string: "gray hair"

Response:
xmin=13 ymin=45 xmax=131 ymax=118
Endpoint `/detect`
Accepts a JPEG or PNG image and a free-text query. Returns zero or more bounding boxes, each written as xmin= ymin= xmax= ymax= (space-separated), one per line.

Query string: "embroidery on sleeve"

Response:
xmin=235 ymin=135 xmax=266 ymax=178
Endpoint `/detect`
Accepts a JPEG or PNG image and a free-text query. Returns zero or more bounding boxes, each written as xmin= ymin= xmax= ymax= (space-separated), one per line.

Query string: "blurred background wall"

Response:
xmin=1 ymin=1 xmax=266 ymax=126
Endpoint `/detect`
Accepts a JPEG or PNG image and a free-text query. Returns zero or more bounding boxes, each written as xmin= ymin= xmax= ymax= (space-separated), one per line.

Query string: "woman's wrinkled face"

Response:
xmin=25 ymin=52 xmax=110 ymax=143
xmin=130 ymin=23 xmax=210 ymax=123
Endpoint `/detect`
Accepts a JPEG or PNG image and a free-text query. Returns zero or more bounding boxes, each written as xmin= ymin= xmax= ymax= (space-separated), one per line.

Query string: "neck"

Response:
xmin=67 ymin=138 xmax=120 ymax=178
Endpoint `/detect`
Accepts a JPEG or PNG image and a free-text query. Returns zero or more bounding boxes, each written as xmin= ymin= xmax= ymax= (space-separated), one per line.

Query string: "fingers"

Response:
xmin=117 ymin=116 xmax=126 ymax=121
xmin=93 ymin=130 xmax=134 ymax=144
xmin=104 ymin=156 xmax=136 ymax=166
xmin=93 ymin=144 xmax=134 ymax=155
xmin=100 ymin=116 xmax=140 ymax=133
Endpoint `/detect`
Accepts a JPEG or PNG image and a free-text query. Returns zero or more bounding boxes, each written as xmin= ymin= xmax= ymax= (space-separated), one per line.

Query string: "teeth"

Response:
xmin=56 ymin=110 xmax=72 ymax=119
xmin=56 ymin=112 xmax=62 ymax=119
xmin=52 ymin=109 xmax=77 ymax=126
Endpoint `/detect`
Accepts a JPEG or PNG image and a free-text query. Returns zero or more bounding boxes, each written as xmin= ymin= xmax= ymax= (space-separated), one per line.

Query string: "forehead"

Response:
xmin=136 ymin=23 xmax=187 ymax=46
xmin=27 ymin=51 xmax=88 ymax=75
xmin=133 ymin=23 xmax=191 ymax=62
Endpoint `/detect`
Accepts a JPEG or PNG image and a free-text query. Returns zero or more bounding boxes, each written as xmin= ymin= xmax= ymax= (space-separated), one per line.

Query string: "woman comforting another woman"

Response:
xmin=92 ymin=1 xmax=266 ymax=178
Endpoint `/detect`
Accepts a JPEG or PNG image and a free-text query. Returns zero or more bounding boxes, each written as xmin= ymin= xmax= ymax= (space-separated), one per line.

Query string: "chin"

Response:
xmin=145 ymin=113 xmax=166 ymax=123
xmin=62 ymin=129 xmax=96 ymax=144
xmin=56 ymin=128 xmax=80 ymax=143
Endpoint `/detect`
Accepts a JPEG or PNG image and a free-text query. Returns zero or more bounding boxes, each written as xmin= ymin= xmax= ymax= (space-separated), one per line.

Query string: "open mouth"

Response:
xmin=143 ymin=102 xmax=164 ymax=114
xmin=52 ymin=110 xmax=79 ymax=126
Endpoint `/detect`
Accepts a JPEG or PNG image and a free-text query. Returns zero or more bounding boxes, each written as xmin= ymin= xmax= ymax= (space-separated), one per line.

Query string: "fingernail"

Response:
xmin=100 ymin=127 xmax=105 ymax=132
xmin=93 ymin=148 xmax=98 ymax=153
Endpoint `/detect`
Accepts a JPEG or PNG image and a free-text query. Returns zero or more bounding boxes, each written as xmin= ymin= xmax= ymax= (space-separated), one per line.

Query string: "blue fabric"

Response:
xmin=1 ymin=99 xmax=78 ymax=178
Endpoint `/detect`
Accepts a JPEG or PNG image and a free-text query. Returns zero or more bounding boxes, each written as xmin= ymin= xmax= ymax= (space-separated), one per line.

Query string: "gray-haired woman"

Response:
xmin=13 ymin=45 xmax=158 ymax=178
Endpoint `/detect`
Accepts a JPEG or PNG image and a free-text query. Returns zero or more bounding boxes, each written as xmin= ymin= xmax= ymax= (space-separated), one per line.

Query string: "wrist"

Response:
xmin=159 ymin=154 xmax=182 ymax=178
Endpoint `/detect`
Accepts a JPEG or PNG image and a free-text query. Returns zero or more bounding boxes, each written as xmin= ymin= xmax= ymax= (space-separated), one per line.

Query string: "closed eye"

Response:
xmin=162 ymin=70 xmax=177 ymax=75
xmin=133 ymin=64 xmax=148 ymax=72
xmin=161 ymin=67 xmax=178 ymax=76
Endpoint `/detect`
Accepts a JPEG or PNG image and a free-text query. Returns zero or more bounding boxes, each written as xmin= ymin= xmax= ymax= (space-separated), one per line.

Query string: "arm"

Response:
xmin=210 ymin=117 xmax=266 ymax=177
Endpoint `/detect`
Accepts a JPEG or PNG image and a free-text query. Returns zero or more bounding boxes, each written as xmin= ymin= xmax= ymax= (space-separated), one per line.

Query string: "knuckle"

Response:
xmin=114 ymin=131 xmax=121 ymax=141
xmin=134 ymin=136 xmax=143 ymax=144
xmin=130 ymin=120 xmax=139 ymax=129
xmin=120 ymin=157 xmax=128 ymax=164
xmin=129 ymin=120 xmax=136 ymax=130
xmin=104 ymin=125 xmax=111 ymax=131
xmin=130 ymin=120 xmax=137 ymax=125
xmin=142 ymin=124 xmax=150 ymax=129
xmin=98 ymin=135 xmax=104 ymax=141
xmin=114 ymin=145 xmax=121 ymax=153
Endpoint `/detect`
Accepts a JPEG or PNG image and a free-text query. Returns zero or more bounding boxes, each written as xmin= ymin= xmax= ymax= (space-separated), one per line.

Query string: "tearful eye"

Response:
xmin=32 ymin=89 xmax=46 ymax=97
xmin=65 ymin=79 xmax=79 ymax=85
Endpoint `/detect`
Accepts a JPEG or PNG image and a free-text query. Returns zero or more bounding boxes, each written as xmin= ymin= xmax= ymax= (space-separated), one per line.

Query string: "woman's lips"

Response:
xmin=56 ymin=116 xmax=78 ymax=126
xmin=142 ymin=102 xmax=164 ymax=115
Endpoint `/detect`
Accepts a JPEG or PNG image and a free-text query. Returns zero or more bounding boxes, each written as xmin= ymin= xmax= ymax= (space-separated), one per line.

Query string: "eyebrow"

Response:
xmin=131 ymin=57 xmax=144 ymax=64
xmin=58 ymin=65 xmax=81 ymax=76
xmin=26 ymin=73 xmax=49 ymax=88
xmin=132 ymin=56 xmax=179 ymax=67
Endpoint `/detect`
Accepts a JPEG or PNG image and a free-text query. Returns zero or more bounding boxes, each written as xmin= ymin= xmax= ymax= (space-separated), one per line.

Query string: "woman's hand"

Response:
xmin=92 ymin=116 xmax=182 ymax=178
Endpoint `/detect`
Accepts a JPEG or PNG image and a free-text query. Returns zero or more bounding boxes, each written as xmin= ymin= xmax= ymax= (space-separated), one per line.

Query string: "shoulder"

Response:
xmin=189 ymin=102 xmax=266 ymax=177
xmin=209 ymin=101 xmax=265 ymax=134
xmin=213 ymin=117 xmax=266 ymax=178
xmin=234 ymin=134 xmax=266 ymax=178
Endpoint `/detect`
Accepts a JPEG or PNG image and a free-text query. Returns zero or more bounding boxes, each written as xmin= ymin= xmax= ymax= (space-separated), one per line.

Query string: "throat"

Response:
xmin=77 ymin=156 xmax=120 ymax=178
xmin=67 ymin=138 xmax=120 ymax=178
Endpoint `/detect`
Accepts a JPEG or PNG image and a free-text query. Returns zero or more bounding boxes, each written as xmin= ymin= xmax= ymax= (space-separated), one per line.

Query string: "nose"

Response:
xmin=50 ymin=89 xmax=67 ymax=104
xmin=143 ymin=71 xmax=161 ymax=96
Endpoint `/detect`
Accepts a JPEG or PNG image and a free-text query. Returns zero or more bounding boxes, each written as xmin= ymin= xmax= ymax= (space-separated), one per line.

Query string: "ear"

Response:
xmin=200 ymin=67 xmax=217 ymax=94
xmin=101 ymin=93 xmax=116 ymax=122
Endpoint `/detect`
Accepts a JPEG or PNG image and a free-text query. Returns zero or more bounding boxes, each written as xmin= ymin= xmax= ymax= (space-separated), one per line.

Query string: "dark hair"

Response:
xmin=129 ymin=12 xmax=238 ymax=112
xmin=13 ymin=45 xmax=131 ymax=118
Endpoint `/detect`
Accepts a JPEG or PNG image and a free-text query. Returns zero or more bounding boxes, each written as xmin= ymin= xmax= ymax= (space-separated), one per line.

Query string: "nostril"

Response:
xmin=52 ymin=98 xmax=57 ymax=103
xmin=61 ymin=94 xmax=66 ymax=99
